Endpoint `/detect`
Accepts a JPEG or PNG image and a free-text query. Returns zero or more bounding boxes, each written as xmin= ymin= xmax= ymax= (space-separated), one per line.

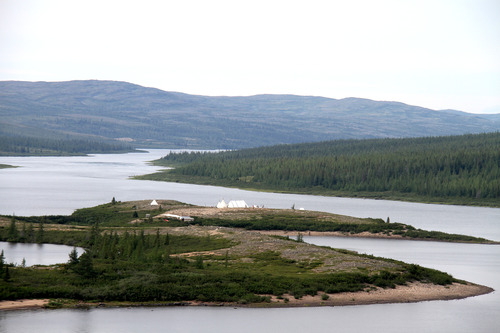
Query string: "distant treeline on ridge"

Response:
xmin=0 ymin=135 xmax=133 ymax=155
xmin=154 ymin=132 xmax=500 ymax=205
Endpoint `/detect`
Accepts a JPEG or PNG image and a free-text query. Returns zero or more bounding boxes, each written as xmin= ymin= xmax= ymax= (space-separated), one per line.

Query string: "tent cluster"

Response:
xmin=216 ymin=200 xmax=249 ymax=208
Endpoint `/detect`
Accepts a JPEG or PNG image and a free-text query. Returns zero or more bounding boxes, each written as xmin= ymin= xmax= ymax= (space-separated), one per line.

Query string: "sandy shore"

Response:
xmin=265 ymin=282 xmax=493 ymax=307
xmin=0 ymin=299 xmax=49 ymax=311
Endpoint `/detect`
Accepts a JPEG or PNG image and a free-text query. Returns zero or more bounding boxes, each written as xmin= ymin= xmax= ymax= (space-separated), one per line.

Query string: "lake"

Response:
xmin=0 ymin=241 xmax=81 ymax=267
xmin=1 ymin=150 xmax=498 ymax=240
xmin=0 ymin=150 xmax=499 ymax=332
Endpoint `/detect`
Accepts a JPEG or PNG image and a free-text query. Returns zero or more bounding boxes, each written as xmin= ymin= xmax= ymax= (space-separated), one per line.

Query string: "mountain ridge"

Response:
xmin=1 ymin=80 xmax=498 ymax=149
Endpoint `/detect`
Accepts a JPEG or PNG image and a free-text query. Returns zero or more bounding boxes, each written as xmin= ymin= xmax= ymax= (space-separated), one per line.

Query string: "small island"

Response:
xmin=0 ymin=200 xmax=494 ymax=310
xmin=0 ymin=164 xmax=17 ymax=169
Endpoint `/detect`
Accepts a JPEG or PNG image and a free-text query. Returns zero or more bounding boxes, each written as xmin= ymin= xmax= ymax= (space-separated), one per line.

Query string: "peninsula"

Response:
xmin=137 ymin=132 xmax=500 ymax=207
xmin=0 ymin=200 xmax=494 ymax=309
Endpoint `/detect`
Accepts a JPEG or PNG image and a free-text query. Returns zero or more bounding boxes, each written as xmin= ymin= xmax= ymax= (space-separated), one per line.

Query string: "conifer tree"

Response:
xmin=36 ymin=222 xmax=44 ymax=243
xmin=68 ymin=247 xmax=79 ymax=267
xmin=7 ymin=217 xmax=19 ymax=241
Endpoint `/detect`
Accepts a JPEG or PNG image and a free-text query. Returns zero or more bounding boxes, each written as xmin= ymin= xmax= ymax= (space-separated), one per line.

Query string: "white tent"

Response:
xmin=217 ymin=200 xmax=228 ymax=208
xmin=150 ymin=200 xmax=159 ymax=206
xmin=227 ymin=200 xmax=248 ymax=208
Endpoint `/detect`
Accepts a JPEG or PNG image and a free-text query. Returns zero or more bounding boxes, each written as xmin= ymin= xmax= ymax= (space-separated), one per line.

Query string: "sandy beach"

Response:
xmin=0 ymin=299 xmax=49 ymax=311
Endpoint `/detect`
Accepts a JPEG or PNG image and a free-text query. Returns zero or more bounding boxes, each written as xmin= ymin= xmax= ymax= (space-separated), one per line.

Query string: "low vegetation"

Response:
xmin=0 ymin=200 xmax=490 ymax=306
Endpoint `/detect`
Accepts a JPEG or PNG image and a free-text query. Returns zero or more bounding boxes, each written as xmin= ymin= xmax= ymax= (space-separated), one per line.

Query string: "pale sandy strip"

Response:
xmin=268 ymin=282 xmax=493 ymax=307
xmin=0 ymin=299 xmax=49 ymax=311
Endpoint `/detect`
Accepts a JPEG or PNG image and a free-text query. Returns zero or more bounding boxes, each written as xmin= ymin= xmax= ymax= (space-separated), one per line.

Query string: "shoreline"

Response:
xmin=138 ymin=171 xmax=500 ymax=208
xmin=0 ymin=282 xmax=492 ymax=311
xmin=0 ymin=299 xmax=49 ymax=311
xmin=263 ymin=282 xmax=494 ymax=308
xmin=256 ymin=230 xmax=500 ymax=244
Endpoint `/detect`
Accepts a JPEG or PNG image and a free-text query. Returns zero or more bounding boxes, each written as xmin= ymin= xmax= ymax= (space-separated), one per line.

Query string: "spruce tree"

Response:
xmin=36 ymin=222 xmax=44 ymax=243
xmin=68 ymin=247 xmax=80 ymax=267
xmin=7 ymin=217 xmax=19 ymax=241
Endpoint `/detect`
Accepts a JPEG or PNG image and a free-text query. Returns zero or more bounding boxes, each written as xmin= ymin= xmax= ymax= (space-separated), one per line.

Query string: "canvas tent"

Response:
xmin=150 ymin=200 xmax=159 ymax=206
xmin=217 ymin=200 xmax=228 ymax=208
xmin=227 ymin=200 xmax=248 ymax=208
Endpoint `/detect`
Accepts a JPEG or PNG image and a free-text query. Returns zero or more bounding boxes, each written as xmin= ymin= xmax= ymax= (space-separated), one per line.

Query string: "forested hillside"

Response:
xmin=1 ymin=80 xmax=499 ymax=149
xmin=144 ymin=133 xmax=500 ymax=206
xmin=0 ymin=135 xmax=134 ymax=156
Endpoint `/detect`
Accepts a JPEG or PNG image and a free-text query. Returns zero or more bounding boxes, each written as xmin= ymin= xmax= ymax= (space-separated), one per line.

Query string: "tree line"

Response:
xmin=157 ymin=132 xmax=500 ymax=204
xmin=0 ymin=135 xmax=133 ymax=155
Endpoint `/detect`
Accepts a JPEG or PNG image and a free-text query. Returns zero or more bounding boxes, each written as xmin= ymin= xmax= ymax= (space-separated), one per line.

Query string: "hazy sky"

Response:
xmin=1 ymin=0 xmax=499 ymax=114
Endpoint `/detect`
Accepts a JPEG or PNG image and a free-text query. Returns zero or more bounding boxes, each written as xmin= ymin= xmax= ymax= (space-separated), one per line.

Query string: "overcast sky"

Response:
xmin=1 ymin=0 xmax=499 ymax=114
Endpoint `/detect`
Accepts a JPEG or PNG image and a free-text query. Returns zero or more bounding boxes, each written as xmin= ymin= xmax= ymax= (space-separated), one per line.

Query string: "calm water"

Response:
xmin=0 ymin=242 xmax=81 ymax=267
xmin=0 ymin=150 xmax=499 ymax=332
xmin=1 ymin=150 xmax=498 ymax=240
xmin=0 ymin=238 xmax=498 ymax=333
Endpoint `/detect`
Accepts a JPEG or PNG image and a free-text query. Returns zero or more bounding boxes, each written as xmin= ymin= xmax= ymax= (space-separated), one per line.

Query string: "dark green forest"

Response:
xmin=147 ymin=132 xmax=500 ymax=206
xmin=0 ymin=135 xmax=134 ymax=155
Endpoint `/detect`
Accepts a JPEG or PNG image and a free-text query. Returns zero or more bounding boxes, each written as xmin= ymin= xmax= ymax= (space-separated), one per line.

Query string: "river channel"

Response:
xmin=0 ymin=150 xmax=499 ymax=332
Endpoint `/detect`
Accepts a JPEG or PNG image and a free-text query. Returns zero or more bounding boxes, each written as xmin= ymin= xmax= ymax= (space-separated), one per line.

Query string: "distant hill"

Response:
xmin=1 ymin=80 xmax=499 ymax=149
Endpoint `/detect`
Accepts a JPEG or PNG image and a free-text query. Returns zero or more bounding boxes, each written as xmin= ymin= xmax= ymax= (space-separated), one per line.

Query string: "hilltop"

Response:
xmin=1 ymin=80 xmax=499 ymax=149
